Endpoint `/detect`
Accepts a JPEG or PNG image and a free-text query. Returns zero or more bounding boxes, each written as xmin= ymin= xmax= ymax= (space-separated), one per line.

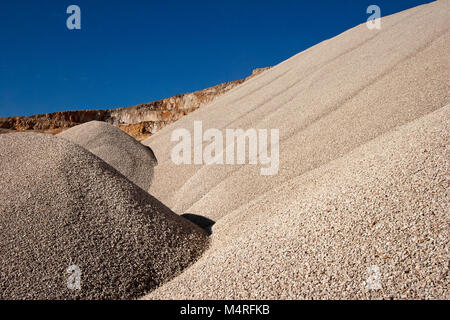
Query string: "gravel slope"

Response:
xmin=0 ymin=133 xmax=208 ymax=300
xmin=141 ymin=1 xmax=450 ymax=299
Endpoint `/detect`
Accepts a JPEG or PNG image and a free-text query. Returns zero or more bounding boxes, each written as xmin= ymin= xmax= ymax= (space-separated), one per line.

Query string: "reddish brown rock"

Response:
xmin=0 ymin=67 xmax=271 ymax=140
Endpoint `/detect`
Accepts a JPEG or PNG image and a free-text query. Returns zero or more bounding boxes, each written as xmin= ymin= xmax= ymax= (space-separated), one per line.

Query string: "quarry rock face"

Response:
xmin=0 ymin=67 xmax=271 ymax=140
xmin=0 ymin=110 xmax=108 ymax=133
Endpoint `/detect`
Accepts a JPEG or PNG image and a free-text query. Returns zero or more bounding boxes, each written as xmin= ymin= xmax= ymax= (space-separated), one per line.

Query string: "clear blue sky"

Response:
xmin=0 ymin=0 xmax=434 ymax=117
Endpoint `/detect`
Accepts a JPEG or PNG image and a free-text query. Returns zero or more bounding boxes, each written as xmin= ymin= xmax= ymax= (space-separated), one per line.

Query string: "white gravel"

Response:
xmin=0 ymin=133 xmax=208 ymax=299
xmin=145 ymin=105 xmax=449 ymax=299
xmin=0 ymin=1 xmax=448 ymax=300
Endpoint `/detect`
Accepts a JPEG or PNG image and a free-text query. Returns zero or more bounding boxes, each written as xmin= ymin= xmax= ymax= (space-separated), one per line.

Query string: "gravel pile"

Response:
xmin=142 ymin=1 xmax=450 ymax=299
xmin=0 ymin=133 xmax=208 ymax=299
xmin=146 ymin=104 xmax=449 ymax=299
xmin=58 ymin=121 xmax=157 ymax=191
xmin=1 ymin=1 xmax=448 ymax=300
xmin=143 ymin=1 xmax=449 ymax=219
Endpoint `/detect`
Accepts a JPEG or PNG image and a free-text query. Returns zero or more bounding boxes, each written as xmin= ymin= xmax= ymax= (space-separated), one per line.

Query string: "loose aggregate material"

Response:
xmin=59 ymin=120 xmax=158 ymax=191
xmin=142 ymin=1 xmax=450 ymax=299
xmin=0 ymin=133 xmax=208 ymax=300
xmin=1 ymin=1 xmax=449 ymax=300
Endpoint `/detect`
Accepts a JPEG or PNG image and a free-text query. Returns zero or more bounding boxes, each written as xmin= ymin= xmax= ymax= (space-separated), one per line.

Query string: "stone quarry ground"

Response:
xmin=0 ymin=1 xmax=449 ymax=300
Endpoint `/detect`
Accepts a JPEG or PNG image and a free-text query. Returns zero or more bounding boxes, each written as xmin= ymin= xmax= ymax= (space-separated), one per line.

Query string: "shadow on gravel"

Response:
xmin=181 ymin=213 xmax=215 ymax=236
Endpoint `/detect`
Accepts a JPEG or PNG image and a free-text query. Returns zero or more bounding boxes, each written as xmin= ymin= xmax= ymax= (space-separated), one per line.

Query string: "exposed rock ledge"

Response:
xmin=0 ymin=67 xmax=271 ymax=141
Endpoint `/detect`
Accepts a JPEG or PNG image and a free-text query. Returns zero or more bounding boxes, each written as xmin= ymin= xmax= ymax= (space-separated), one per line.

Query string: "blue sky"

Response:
xmin=0 ymin=0 xmax=434 ymax=117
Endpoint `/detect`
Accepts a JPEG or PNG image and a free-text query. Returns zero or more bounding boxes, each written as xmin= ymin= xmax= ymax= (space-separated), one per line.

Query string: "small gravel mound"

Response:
xmin=0 ymin=133 xmax=208 ymax=300
xmin=58 ymin=121 xmax=157 ymax=191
